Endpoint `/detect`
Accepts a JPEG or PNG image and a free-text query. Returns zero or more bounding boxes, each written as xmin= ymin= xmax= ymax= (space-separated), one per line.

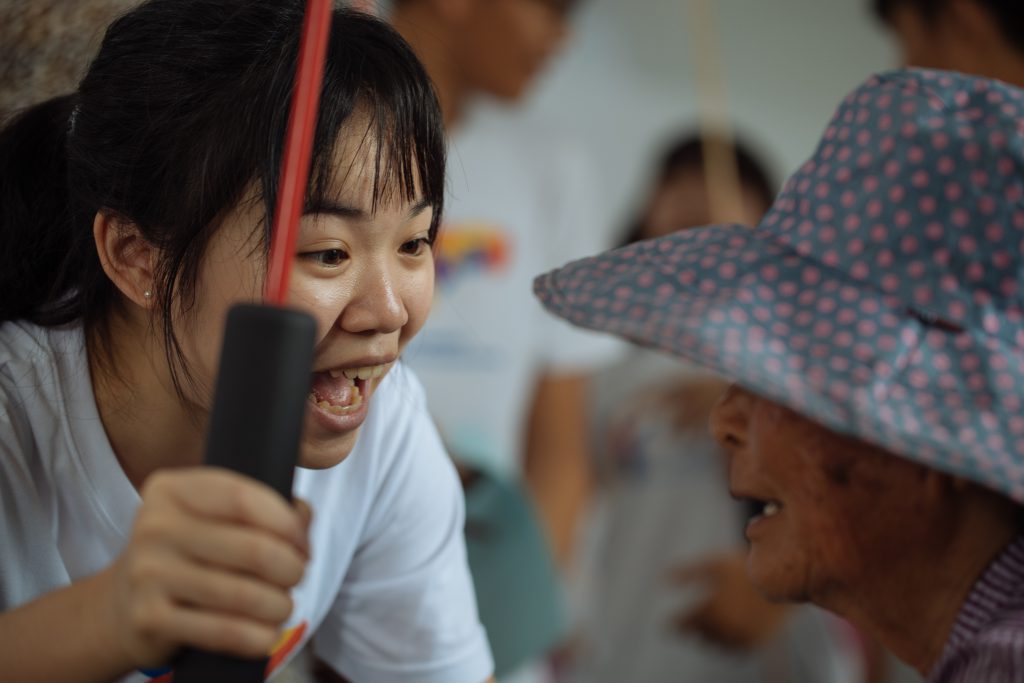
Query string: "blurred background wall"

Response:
xmin=520 ymin=0 xmax=895 ymax=242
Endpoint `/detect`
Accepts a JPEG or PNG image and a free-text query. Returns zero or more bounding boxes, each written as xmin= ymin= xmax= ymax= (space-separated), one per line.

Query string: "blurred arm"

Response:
xmin=523 ymin=372 xmax=593 ymax=568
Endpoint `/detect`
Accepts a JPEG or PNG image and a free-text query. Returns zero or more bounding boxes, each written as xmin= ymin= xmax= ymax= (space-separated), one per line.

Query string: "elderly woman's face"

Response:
xmin=710 ymin=384 xmax=945 ymax=604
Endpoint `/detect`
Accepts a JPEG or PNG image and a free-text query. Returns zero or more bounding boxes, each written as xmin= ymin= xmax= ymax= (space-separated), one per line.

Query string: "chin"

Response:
xmin=298 ymin=429 xmax=359 ymax=470
xmin=745 ymin=544 xmax=811 ymax=604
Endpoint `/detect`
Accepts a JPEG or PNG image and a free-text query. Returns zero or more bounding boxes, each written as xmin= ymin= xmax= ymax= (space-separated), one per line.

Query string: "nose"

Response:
xmin=337 ymin=262 xmax=408 ymax=336
xmin=710 ymin=383 xmax=754 ymax=451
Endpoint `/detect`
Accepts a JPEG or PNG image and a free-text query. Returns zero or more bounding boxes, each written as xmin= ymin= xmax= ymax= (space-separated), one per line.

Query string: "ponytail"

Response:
xmin=0 ymin=95 xmax=103 ymax=325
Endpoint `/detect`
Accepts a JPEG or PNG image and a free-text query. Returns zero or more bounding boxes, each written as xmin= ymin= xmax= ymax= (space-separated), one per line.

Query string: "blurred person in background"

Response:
xmin=873 ymin=0 xmax=1024 ymax=84
xmin=387 ymin=1 xmax=621 ymax=682
xmin=0 ymin=0 xmax=139 ymax=118
xmin=571 ymin=133 xmax=862 ymax=683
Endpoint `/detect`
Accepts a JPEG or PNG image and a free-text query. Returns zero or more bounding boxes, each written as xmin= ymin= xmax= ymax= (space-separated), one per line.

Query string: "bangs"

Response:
xmin=259 ymin=8 xmax=445 ymax=244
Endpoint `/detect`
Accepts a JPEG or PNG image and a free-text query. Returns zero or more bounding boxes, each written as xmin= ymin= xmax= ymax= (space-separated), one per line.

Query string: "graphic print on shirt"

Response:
xmin=140 ymin=621 xmax=308 ymax=681
xmin=433 ymin=222 xmax=512 ymax=290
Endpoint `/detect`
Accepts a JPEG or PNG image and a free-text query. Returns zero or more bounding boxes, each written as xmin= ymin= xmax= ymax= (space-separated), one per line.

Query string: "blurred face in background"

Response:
xmin=882 ymin=0 xmax=1024 ymax=84
xmin=454 ymin=0 xmax=573 ymax=100
xmin=640 ymin=167 xmax=769 ymax=240
xmin=885 ymin=2 xmax=958 ymax=69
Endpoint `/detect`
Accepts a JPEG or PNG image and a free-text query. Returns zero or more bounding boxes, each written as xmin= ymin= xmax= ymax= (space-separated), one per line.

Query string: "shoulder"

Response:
xmin=0 ymin=321 xmax=69 ymax=446
xmin=0 ymin=319 xmax=60 ymax=365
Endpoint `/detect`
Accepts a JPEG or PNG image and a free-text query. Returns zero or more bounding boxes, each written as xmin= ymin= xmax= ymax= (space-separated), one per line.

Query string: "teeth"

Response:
xmin=341 ymin=362 xmax=392 ymax=381
xmin=762 ymin=502 xmax=781 ymax=517
xmin=307 ymin=388 xmax=364 ymax=414
xmin=328 ymin=369 xmax=343 ymax=379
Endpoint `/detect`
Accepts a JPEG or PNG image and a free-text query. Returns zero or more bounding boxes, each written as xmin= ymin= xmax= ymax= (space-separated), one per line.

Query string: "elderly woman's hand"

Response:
xmin=671 ymin=552 xmax=791 ymax=650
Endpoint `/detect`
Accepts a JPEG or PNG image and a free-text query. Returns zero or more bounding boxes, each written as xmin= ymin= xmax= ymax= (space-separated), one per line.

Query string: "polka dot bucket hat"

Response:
xmin=534 ymin=69 xmax=1024 ymax=502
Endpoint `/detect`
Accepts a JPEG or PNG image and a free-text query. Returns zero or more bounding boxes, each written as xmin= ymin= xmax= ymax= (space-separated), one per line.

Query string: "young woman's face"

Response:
xmin=180 ymin=128 xmax=435 ymax=469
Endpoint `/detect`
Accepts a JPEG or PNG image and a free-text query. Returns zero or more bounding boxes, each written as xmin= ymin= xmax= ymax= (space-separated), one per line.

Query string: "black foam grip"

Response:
xmin=173 ymin=303 xmax=317 ymax=683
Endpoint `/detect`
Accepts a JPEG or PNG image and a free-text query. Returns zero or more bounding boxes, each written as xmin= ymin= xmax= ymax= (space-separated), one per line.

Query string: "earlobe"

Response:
xmin=92 ymin=211 xmax=158 ymax=309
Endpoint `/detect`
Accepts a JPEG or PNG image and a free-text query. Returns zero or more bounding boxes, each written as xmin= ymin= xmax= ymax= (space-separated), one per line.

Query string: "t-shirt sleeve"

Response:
xmin=312 ymin=365 xmax=494 ymax=683
xmin=533 ymin=137 xmax=626 ymax=373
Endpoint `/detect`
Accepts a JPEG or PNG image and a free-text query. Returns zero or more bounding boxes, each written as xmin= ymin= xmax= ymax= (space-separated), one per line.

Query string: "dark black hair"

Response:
xmin=873 ymin=0 xmax=1024 ymax=54
xmin=0 ymin=0 xmax=445 ymax=396
xmin=620 ymin=133 xmax=776 ymax=247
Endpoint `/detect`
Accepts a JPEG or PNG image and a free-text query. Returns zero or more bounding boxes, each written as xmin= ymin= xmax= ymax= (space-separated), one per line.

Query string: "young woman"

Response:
xmin=0 ymin=2 xmax=492 ymax=682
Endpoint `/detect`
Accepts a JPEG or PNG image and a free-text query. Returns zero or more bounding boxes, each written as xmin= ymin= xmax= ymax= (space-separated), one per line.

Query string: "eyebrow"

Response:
xmin=303 ymin=197 xmax=432 ymax=221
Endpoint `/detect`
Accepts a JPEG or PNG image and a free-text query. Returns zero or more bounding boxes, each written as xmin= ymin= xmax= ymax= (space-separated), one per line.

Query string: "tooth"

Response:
xmin=358 ymin=367 xmax=372 ymax=381
xmin=317 ymin=400 xmax=331 ymax=409
xmin=763 ymin=502 xmax=781 ymax=517
xmin=328 ymin=369 xmax=342 ymax=379
xmin=343 ymin=368 xmax=359 ymax=380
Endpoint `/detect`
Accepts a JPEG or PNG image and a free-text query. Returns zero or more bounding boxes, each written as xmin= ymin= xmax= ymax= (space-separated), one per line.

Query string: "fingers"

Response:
xmin=112 ymin=469 xmax=313 ymax=665
xmin=132 ymin=598 xmax=283 ymax=660
xmin=674 ymin=602 xmax=747 ymax=650
xmin=143 ymin=554 xmax=294 ymax=625
xmin=143 ymin=468 xmax=310 ymax=555
xmin=159 ymin=518 xmax=307 ymax=588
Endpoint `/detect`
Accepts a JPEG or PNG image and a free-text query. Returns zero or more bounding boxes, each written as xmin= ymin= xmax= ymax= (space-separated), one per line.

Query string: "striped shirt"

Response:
xmin=928 ymin=536 xmax=1024 ymax=682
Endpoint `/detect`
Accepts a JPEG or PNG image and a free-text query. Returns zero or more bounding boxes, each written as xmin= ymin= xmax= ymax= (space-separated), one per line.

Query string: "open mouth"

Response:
xmin=746 ymin=498 xmax=783 ymax=523
xmin=308 ymin=363 xmax=393 ymax=415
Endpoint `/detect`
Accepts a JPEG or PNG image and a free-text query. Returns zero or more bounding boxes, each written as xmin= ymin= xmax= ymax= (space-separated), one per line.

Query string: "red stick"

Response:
xmin=265 ymin=0 xmax=334 ymax=305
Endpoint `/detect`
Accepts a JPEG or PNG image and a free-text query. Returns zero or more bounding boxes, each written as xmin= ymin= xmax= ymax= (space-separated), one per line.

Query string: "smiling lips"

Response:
xmin=308 ymin=362 xmax=393 ymax=415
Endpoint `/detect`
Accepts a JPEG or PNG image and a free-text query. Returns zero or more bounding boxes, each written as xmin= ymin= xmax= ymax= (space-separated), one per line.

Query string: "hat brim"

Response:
xmin=534 ymin=224 xmax=1024 ymax=502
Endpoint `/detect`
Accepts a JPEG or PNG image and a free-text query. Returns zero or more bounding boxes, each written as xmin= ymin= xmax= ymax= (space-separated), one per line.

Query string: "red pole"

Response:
xmin=265 ymin=0 xmax=334 ymax=305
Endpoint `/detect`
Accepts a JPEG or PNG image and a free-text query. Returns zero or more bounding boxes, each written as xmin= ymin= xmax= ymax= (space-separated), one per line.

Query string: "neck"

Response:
xmin=391 ymin=5 xmax=467 ymax=128
xmin=89 ymin=314 xmax=206 ymax=489
xmin=817 ymin=511 xmax=1018 ymax=676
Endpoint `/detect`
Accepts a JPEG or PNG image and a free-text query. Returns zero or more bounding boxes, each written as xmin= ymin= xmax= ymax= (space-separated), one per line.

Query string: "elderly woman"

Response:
xmin=535 ymin=69 xmax=1024 ymax=682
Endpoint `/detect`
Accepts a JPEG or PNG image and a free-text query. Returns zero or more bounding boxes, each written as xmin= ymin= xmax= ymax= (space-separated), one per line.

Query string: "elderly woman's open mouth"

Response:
xmin=732 ymin=491 xmax=784 ymax=536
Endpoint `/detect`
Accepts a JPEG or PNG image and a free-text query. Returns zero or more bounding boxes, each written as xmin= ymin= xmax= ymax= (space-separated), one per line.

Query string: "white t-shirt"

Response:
xmin=0 ymin=320 xmax=493 ymax=683
xmin=404 ymin=103 xmax=620 ymax=478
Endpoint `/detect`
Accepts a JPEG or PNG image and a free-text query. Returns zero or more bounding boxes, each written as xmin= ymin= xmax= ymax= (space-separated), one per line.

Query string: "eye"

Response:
xmin=400 ymin=237 xmax=431 ymax=257
xmin=301 ymin=248 xmax=348 ymax=267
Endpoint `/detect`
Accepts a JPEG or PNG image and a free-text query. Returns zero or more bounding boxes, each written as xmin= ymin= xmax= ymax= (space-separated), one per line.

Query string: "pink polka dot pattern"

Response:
xmin=534 ymin=69 xmax=1024 ymax=504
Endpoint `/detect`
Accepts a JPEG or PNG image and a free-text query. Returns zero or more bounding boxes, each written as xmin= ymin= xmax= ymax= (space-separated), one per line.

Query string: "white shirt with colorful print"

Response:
xmin=0 ymin=320 xmax=493 ymax=683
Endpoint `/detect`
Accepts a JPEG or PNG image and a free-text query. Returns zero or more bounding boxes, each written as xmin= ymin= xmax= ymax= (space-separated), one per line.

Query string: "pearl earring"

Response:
xmin=143 ymin=290 xmax=152 ymax=299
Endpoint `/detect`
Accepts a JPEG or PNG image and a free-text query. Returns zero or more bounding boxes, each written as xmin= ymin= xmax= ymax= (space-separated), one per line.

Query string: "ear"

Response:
xmin=93 ymin=211 xmax=158 ymax=309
